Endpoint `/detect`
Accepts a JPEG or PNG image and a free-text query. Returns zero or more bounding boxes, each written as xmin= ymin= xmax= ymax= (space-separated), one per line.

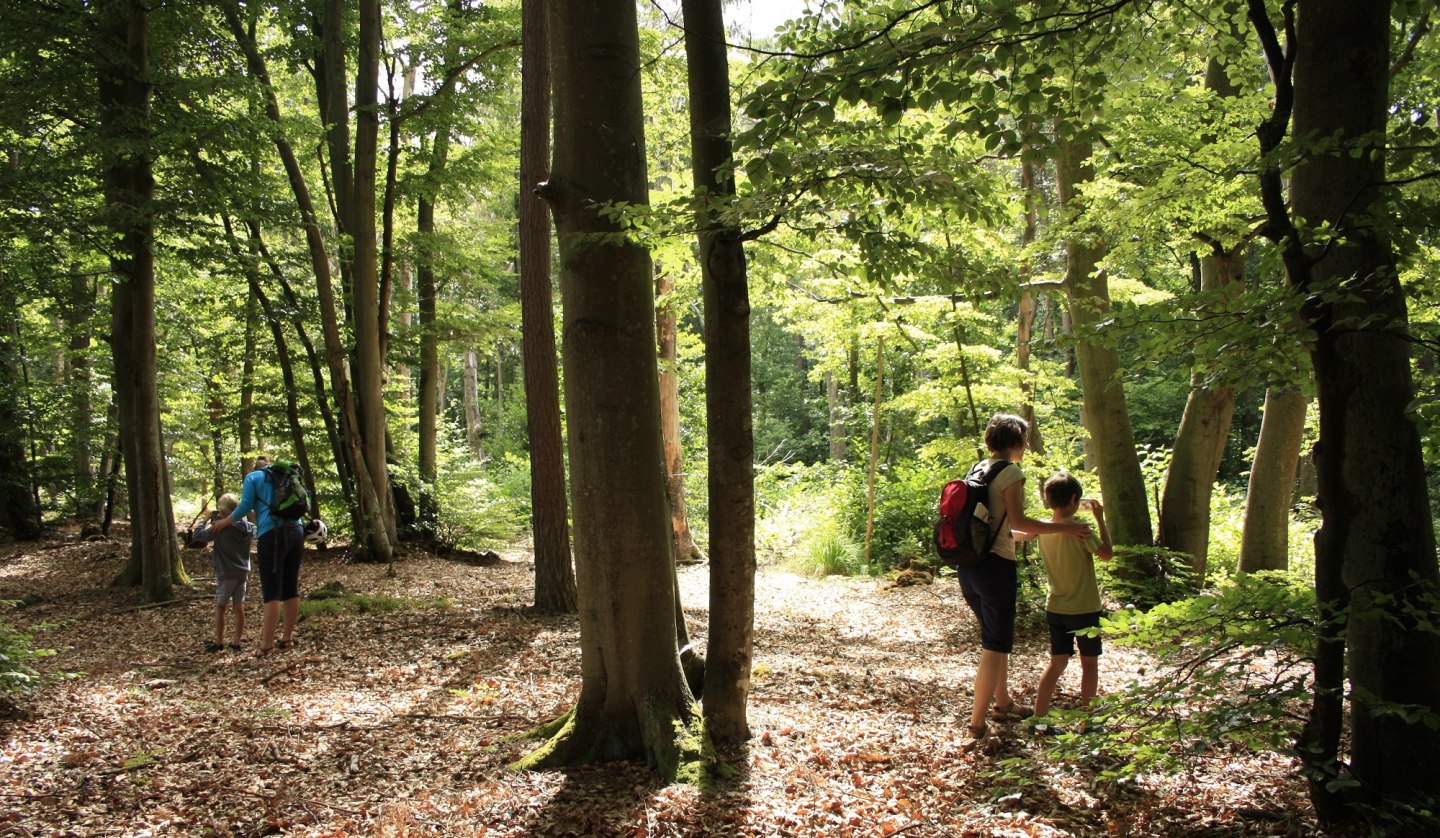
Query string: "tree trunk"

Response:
xmin=65 ymin=272 xmax=101 ymax=521
xmin=416 ymin=136 xmax=446 ymax=488
xmin=826 ymin=371 xmax=845 ymax=461
xmin=521 ymin=0 xmax=699 ymax=776
xmin=1054 ymin=138 xmax=1153 ymax=547
xmin=684 ymin=0 xmax=757 ymax=747
xmin=1016 ymin=152 xmax=1044 ymax=454
xmin=656 ymin=269 xmax=701 ymax=562
xmin=519 ymin=0 xmax=575 ymax=614
xmin=463 ymin=349 xmax=485 ymax=459
xmin=1237 ymin=386 xmax=1308 ymax=572
xmin=239 ymin=293 xmax=258 ymax=471
xmin=98 ymin=0 xmax=184 ymax=599
xmin=1290 ymin=0 xmax=1440 ymax=809
xmin=1160 ymin=250 xmax=1241 ymax=582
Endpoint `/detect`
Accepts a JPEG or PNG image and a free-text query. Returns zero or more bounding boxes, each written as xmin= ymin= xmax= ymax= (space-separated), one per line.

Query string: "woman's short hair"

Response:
xmin=984 ymin=413 xmax=1029 ymax=454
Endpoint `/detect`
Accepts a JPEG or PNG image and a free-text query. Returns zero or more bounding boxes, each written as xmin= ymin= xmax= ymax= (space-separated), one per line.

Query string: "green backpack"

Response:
xmin=264 ymin=459 xmax=311 ymax=522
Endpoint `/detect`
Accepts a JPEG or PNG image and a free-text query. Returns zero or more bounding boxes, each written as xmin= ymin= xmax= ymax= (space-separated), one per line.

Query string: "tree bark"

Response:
xmin=1016 ymin=152 xmax=1045 ymax=454
xmin=521 ymin=0 xmax=699 ymax=775
xmin=1290 ymin=0 xmax=1440 ymax=809
xmin=1054 ymin=138 xmax=1153 ymax=547
xmin=826 ymin=371 xmax=845 ymax=461
xmin=519 ymin=0 xmax=576 ymax=614
xmin=684 ymin=0 xmax=757 ymax=746
xmin=656 ymin=269 xmax=701 ymax=562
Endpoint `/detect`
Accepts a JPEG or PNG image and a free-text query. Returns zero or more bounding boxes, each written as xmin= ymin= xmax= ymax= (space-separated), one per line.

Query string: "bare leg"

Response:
xmin=214 ymin=604 xmax=226 ymax=646
xmin=280 ymin=597 xmax=299 ymax=646
xmin=260 ymin=600 xmax=280 ymax=650
xmin=1034 ymin=654 xmax=1071 ymax=717
xmin=232 ymin=602 xmax=246 ymax=646
xmin=1079 ymin=656 xmax=1099 ymax=704
xmin=969 ymin=649 xmax=1009 ymax=731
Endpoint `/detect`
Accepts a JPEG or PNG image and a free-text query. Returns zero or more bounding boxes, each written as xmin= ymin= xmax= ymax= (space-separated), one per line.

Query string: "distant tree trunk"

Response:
xmin=416 ymin=134 xmax=446 ymax=489
xmin=220 ymin=215 xmax=316 ymax=507
xmin=684 ymin=0 xmax=757 ymax=747
xmin=239 ymin=293 xmax=258 ymax=469
xmin=463 ymin=349 xmax=485 ymax=459
xmin=1054 ymin=138 xmax=1152 ymax=548
xmin=519 ymin=0 xmax=575 ymax=614
xmin=1161 ymin=249 xmax=1241 ymax=582
xmin=1238 ymin=386 xmax=1308 ymax=572
xmin=656 ymin=269 xmax=701 ymax=562
xmin=521 ymin=0 xmax=698 ymax=776
xmin=99 ymin=0 xmax=184 ymax=599
xmin=826 ymin=371 xmax=845 ymax=461
xmin=1016 ymin=152 xmax=1044 ymax=454
xmin=65 ymin=272 xmax=101 ymax=521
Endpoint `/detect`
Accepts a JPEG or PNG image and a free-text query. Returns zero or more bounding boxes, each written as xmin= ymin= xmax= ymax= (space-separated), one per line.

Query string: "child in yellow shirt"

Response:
xmin=1033 ymin=472 xmax=1112 ymax=724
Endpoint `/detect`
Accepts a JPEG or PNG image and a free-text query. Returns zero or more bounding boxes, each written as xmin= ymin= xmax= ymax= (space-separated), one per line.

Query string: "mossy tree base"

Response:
xmin=512 ymin=701 xmax=727 ymax=789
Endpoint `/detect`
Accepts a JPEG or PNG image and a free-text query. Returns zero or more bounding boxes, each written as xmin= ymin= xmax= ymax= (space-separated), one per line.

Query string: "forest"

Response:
xmin=1 ymin=0 xmax=1438 ymax=834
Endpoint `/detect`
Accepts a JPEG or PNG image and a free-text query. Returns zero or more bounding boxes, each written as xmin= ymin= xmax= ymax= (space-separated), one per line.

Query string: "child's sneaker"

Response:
xmin=204 ymin=641 xmax=223 ymax=653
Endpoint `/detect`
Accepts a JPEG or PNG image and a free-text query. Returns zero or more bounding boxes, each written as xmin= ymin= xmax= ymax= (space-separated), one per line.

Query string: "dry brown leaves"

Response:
xmin=0 ymin=535 xmax=1318 ymax=836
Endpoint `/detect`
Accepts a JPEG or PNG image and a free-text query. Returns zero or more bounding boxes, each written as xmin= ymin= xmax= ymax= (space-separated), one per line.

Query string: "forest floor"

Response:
xmin=0 ymin=530 xmax=1322 ymax=837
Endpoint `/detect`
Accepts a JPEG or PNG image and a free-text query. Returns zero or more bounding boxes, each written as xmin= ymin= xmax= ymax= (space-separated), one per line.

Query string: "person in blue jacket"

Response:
xmin=209 ymin=456 xmax=305 ymax=655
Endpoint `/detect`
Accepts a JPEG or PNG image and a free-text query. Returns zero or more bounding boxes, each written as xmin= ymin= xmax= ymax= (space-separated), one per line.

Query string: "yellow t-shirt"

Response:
xmin=1038 ymin=515 xmax=1104 ymax=614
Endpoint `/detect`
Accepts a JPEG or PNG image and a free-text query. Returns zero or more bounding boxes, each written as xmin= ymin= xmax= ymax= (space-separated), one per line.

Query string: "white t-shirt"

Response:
xmin=975 ymin=458 xmax=1024 ymax=560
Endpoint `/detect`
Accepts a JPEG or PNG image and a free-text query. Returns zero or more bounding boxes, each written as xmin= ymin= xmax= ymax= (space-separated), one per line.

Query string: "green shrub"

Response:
xmin=0 ymin=607 xmax=54 ymax=695
xmin=997 ymin=572 xmax=1317 ymax=789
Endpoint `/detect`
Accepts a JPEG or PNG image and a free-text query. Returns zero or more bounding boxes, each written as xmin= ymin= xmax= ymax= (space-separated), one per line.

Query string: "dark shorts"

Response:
xmin=1047 ymin=610 xmax=1103 ymax=657
xmin=257 ymin=524 xmax=304 ymax=603
xmin=957 ymin=553 xmax=1018 ymax=654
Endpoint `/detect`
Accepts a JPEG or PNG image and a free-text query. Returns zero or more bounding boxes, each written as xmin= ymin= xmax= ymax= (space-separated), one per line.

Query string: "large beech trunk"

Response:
xmin=520 ymin=0 xmax=696 ymax=775
xmin=99 ymin=0 xmax=185 ymax=599
xmin=1160 ymin=251 xmax=1240 ymax=581
xmin=1054 ymin=139 xmax=1153 ymax=548
xmin=1289 ymin=0 xmax=1440 ymax=809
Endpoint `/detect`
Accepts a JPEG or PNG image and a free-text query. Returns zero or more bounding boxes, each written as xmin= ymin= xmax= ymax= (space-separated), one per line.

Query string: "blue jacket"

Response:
xmin=230 ymin=468 xmax=300 ymax=538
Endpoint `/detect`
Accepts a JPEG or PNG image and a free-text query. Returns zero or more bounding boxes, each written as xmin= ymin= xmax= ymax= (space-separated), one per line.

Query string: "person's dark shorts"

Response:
xmin=957 ymin=553 xmax=1018 ymax=654
xmin=1047 ymin=610 xmax=1103 ymax=657
xmin=257 ymin=524 xmax=305 ymax=603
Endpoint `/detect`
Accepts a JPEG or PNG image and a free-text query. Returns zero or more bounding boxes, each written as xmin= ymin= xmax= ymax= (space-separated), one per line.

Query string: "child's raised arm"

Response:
xmin=1084 ymin=498 xmax=1114 ymax=560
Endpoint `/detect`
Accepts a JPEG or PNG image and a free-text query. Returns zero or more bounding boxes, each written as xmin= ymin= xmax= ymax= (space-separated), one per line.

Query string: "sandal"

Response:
xmin=960 ymin=723 xmax=989 ymax=753
xmin=991 ymin=701 xmax=1034 ymax=722
xmin=256 ymin=645 xmax=275 ymax=657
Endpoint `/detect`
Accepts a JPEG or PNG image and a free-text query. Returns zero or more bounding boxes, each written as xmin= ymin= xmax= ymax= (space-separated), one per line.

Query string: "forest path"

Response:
xmin=0 ymin=535 xmax=1311 ymax=836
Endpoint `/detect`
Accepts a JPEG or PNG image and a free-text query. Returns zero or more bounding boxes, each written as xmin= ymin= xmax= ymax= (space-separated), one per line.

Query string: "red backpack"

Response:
xmin=932 ymin=460 xmax=1012 ymax=569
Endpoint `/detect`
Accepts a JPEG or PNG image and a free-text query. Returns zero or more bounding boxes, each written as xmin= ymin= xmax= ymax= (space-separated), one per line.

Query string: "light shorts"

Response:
xmin=216 ymin=573 xmax=248 ymax=605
